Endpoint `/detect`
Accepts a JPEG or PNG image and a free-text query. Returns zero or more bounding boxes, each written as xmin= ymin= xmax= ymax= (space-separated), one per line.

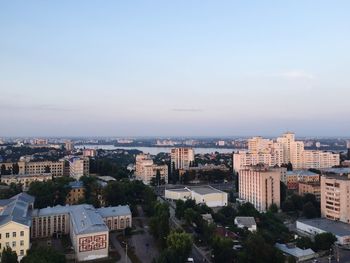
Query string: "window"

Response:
xmin=12 ymin=241 xmax=16 ymax=248
xmin=20 ymin=250 xmax=24 ymax=256
xmin=20 ymin=240 xmax=24 ymax=246
xmin=6 ymin=233 xmax=9 ymax=238
xmin=13 ymin=232 xmax=16 ymax=238
xmin=20 ymin=231 xmax=24 ymax=237
xmin=5 ymin=242 xmax=9 ymax=247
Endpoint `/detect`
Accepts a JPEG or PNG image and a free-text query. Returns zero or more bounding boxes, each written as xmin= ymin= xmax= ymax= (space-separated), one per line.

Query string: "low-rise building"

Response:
xmin=0 ymin=193 xmax=34 ymax=260
xmin=0 ymin=161 xmax=65 ymax=177
xmin=1 ymin=173 xmax=52 ymax=191
xmin=234 ymin=217 xmax=257 ymax=232
xmin=165 ymin=186 xmax=228 ymax=207
xmin=298 ymin=182 xmax=321 ymax=201
xmin=296 ymin=218 xmax=350 ymax=245
xmin=284 ymin=170 xmax=319 ymax=190
xmin=66 ymin=181 xmax=85 ymax=205
xmin=275 ymin=243 xmax=317 ymax=262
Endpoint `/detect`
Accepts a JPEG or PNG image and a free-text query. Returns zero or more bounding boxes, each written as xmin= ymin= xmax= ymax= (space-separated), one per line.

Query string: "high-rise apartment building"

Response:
xmin=321 ymin=174 xmax=350 ymax=223
xmin=238 ymin=166 xmax=281 ymax=212
xmin=170 ymin=148 xmax=195 ymax=171
xmin=233 ymin=132 xmax=339 ymax=172
xmin=135 ymin=154 xmax=168 ymax=185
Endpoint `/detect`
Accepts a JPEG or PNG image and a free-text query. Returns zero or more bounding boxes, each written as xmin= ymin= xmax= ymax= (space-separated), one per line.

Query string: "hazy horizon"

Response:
xmin=1 ymin=1 xmax=350 ymax=137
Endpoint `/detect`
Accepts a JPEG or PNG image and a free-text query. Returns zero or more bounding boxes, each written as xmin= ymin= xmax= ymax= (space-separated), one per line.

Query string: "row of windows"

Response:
xmin=0 ymin=231 xmax=24 ymax=239
xmin=0 ymin=240 xmax=25 ymax=249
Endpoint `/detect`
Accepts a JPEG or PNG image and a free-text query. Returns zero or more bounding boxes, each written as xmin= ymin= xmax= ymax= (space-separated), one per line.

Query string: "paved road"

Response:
xmin=110 ymin=232 xmax=132 ymax=263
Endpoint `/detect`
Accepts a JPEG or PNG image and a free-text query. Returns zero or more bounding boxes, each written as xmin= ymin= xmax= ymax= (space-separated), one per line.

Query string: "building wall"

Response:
xmin=0 ymin=222 xmax=30 ymax=261
xmin=66 ymin=187 xmax=85 ymax=205
xmin=135 ymin=154 xmax=168 ymax=185
xmin=69 ymin=158 xmax=89 ymax=180
xmin=1 ymin=174 xmax=52 ymax=191
xmin=31 ymin=213 xmax=70 ymax=239
xmin=299 ymin=182 xmax=321 ymax=201
xmin=321 ymin=176 xmax=350 ymax=223
xmin=0 ymin=161 xmax=64 ymax=177
xmin=239 ymin=168 xmax=281 ymax=212
xmin=191 ymin=192 xmax=228 ymax=207
xmin=102 ymin=215 xmax=132 ymax=231
xmin=71 ymin=228 xmax=109 ymax=262
xmin=164 ymin=189 xmax=191 ymax=200
xmin=171 ymin=148 xmax=194 ymax=170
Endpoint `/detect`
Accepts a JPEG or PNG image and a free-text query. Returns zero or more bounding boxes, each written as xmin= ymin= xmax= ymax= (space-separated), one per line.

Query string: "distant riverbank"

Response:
xmin=75 ymin=145 xmax=242 ymax=155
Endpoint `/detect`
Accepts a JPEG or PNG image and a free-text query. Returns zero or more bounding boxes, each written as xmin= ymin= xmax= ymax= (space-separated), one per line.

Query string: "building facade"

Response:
xmin=69 ymin=157 xmax=90 ymax=180
xmin=321 ymin=174 xmax=350 ymax=223
xmin=238 ymin=166 xmax=281 ymax=212
xmin=1 ymin=173 xmax=52 ymax=191
xmin=135 ymin=154 xmax=168 ymax=185
xmin=170 ymin=148 xmax=195 ymax=171
xmin=299 ymin=182 xmax=321 ymax=201
xmin=0 ymin=161 xmax=65 ymax=177
xmin=66 ymin=181 xmax=85 ymax=205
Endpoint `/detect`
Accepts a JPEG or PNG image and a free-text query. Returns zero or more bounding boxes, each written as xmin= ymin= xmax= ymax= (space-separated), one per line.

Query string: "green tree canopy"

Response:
xmin=21 ymin=246 xmax=66 ymax=263
xmin=1 ymin=246 xmax=18 ymax=263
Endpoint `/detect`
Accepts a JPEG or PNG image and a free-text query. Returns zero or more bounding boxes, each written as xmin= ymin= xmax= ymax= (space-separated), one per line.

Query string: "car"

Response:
xmin=186 ymin=258 xmax=194 ymax=262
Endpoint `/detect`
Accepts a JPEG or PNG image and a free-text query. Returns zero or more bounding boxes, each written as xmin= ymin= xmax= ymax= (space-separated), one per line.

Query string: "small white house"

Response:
xmin=234 ymin=217 xmax=257 ymax=232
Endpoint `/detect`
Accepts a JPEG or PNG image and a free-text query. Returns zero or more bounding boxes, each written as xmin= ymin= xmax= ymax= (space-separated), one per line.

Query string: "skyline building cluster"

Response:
xmin=233 ymin=132 xmax=340 ymax=171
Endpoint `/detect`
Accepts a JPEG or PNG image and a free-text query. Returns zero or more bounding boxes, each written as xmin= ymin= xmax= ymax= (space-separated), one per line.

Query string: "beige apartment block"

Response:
xmin=1 ymin=173 xmax=52 ymax=191
xmin=0 ymin=161 xmax=65 ymax=177
xmin=233 ymin=132 xmax=339 ymax=172
xmin=238 ymin=166 xmax=281 ymax=212
xmin=321 ymin=174 xmax=350 ymax=223
xmin=135 ymin=154 xmax=168 ymax=185
xmin=170 ymin=148 xmax=195 ymax=170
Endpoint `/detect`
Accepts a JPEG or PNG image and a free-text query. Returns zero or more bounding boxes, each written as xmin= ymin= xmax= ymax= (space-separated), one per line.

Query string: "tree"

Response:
xmin=238 ymin=202 xmax=260 ymax=218
xmin=175 ymin=200 xmax=185 ymax=219
xmin=296 ymin=236 xmax=313 ymax=250
xmin=1 ymin=246 xmax=18 ymax=263
xmin=238 ymin=232 xmax=284 ymax=263
xmin=1 ymin=164 xmax=6 ymax=175
xmin=302 ymin=202 xmax=318 ymax=219
xmin=211 ymin=236 xmax=234 ymax=263
xmin=166 ymin=231 xmax=193 ymax=263
xmin=314 ymin=233 xmax=337 ymax=251
xmin=21 ymin=246 xmax=66 ymax=263
xmin=150 ymin=202 xmax=170 ymax=247
xmin=12 ymin=163 xmax=19 ymax=175
xmin=44 ymin=165 xmax=51 ymax=173
xmin=269 ymin=203 xmax=278 ymax=213
xmin=280 ymin=182 xmax=287 ymax=203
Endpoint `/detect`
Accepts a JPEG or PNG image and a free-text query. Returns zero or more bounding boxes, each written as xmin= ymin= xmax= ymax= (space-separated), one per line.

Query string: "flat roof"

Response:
xmin=286 ymin=170 xmax=319 ymax=176
xmin=321 ymin=168 xmax=350 ymax=175
xmin=235 ymin=216 xmax=256 ymax=227
xmin=68 ymin=181 xmax=84 ymax=189
xmin=97 ymin=176 xmax=116 ymax=182
xmin=166 ymin=188 xmax=191 ymax=193
xmin=297 ymin=218 xmax=350 ymax=237
xmin=97 ymin=205 xmax=131 ymax=218
xmin=189 ymin=185 xmax=224 ymax=195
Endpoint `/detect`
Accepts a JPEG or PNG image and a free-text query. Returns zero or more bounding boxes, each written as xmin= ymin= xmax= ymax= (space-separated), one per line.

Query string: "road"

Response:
xmin=109 ymin=232 xmax=132 ymax=263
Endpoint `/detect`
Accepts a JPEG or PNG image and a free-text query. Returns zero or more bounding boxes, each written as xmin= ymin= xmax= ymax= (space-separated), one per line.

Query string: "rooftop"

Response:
xmin=97 ymin=205 xmax=131 ymax=218
xmin=189 ymin=185 xmax=224 ymax=195
xmin=297 ymin=218 xmax=350 ymax=237
xmin=321 ymin=168 xmax=350 ymax=175
xmin=286 ymin=170 xmax=319 ymax=176
xmin=0 ymin=193 xmax=34 ymax=227
xmin=235 ymin=216 xmax=256 ymax=228
xmin=32 ymin=205 xmax=70 ymax=217
xmin=97 ymin=176 xmax=116 ymax=182
xmin=70 ymin=205 xmax=108 ymax=235
xmin=68 ymin=181 xmax=84 ymax=189
xmin=275 ymin=243 xmax=316 ymax=259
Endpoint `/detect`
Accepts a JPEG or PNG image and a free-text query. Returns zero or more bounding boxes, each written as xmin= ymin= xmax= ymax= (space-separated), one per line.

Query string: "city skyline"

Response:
xmin=1 ymin=1 xmax=350 ymax=136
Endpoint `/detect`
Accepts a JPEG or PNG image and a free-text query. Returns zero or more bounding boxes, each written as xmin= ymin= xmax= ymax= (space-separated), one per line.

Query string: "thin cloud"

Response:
xmin=171 ymin=108 xmax=203 ymax=112
xmin=0 ymin=103 xmax=76 ymax=112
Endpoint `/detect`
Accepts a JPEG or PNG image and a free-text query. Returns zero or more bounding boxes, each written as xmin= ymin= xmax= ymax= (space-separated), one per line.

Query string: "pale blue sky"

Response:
xmin=1 ymin=1 xmax=350 ymax=137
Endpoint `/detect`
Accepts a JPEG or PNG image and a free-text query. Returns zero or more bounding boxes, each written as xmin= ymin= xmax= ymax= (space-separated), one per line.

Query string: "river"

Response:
xmin=75 ymin=145 xmax=241 ymax=155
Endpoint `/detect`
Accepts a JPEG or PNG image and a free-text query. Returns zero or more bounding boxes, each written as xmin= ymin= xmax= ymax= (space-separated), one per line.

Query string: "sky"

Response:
xmin=1 ymin=1 xmax=350 ymax=137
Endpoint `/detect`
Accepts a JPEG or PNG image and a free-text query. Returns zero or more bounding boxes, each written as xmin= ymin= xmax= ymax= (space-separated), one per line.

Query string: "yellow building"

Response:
xmin=299 ymin=182 xmax=321 ymax=201
xmin=1 ymin=173 xmax=52 ymax=191
xmin=66 ymin=181 xmax=85 ymax=205
xmin=0 ymin=193 xmax=34 ymax=261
